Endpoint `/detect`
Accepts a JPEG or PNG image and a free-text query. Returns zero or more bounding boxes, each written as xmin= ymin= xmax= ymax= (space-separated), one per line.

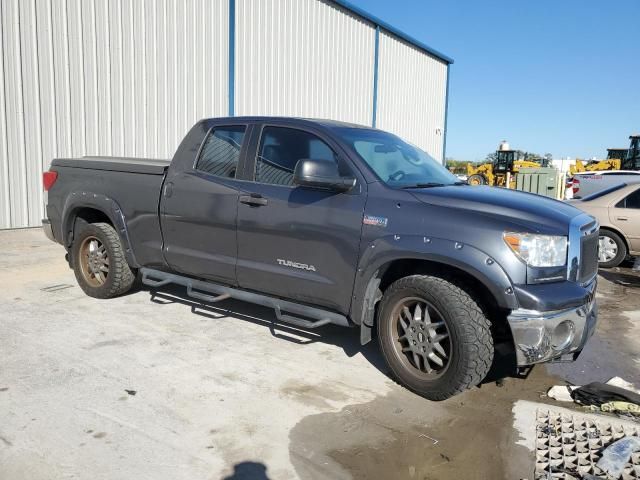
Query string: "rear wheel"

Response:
xmin=598 ymin=230 xmax=626 ymax=268
xmin=72 ymin=222 xmax=135 ymax=298
xmin=377 ymin=275 xmax=493 ymax=400
xmin=467 ymin=174 xmax=487 ymax=186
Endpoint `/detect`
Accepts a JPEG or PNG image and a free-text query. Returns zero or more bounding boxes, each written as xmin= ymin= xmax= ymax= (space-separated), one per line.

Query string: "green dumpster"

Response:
xmin=515 ymin=168 xmax=562 ymax=199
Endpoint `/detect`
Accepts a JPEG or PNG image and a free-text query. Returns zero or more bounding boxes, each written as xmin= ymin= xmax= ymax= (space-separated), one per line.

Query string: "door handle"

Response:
xmin=616 ymin=216 xmax=628 ymax=221
xmin=164 ymin=182 xmax=174 ymax=198
xmin=239 ymin=193 xmax=268 ymax=207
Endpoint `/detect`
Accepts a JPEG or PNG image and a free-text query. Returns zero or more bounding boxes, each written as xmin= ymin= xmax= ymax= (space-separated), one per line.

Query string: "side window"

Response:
xmin=623 ymin=188 xmax=640 ymax=209
xmin=195 ymin=126 xmax=246 ymax=178
xmin=255 ymin=127 xmax=338 ymax=186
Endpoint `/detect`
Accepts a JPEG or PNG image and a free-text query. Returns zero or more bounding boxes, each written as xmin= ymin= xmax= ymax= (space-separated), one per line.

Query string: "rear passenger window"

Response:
xmin=255 ymin=127 xmax=338 ymax=186
xmin=195 ymin=126 xmax=246 ymax=178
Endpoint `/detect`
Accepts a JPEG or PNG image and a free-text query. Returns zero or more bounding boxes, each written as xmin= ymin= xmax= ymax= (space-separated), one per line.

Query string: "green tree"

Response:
xmin=445 ymin=159 xmax=470 ymax=174
xmin=485 ymin=152 xmax=498 ymax=163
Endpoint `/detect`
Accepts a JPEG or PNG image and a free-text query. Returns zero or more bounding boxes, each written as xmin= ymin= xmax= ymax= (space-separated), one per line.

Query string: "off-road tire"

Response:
xmin=598 ymin=230 xmax=626 ymax=269
xmin=72 ymin=222 xmax=135 ymax=298
xmin=377 ymin=275 xmax=493 ymax=400
xmin=467 ymin=174 xmax=487 ymax=186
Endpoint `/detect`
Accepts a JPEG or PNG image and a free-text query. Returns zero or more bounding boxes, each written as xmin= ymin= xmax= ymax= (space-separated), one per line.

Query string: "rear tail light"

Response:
xmin=572 ymin=177 xmax=580 ymax=195
xmin=43 ymin=171 xmax=58 ymax=191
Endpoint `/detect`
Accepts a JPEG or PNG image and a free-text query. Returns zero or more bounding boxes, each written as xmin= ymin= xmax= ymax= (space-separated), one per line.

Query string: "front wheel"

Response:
xmin=71 ymin=222 xmax=136 ymax=298
xmin=467 ymin=174 xmax=487 ymax=186
xmin=377 ymin=275 xmax=493 ymax=400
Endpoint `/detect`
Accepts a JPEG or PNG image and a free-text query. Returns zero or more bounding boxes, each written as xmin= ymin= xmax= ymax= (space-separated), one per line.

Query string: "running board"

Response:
xmin=140 ymin=268 xmax=350 ymax=329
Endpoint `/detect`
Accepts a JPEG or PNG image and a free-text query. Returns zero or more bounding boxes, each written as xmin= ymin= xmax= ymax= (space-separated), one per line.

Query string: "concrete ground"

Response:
xmin=1 ymin=228 xmax=638 ymax=480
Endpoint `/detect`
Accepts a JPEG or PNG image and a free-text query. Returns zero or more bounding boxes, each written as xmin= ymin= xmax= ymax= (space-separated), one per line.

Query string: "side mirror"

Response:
xmin=293 ymin=158 xmax=356 ymax=192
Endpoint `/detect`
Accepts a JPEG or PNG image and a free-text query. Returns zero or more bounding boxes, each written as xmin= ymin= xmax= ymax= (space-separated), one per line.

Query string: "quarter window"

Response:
xmin=195 ymin=126 xmax=246 ymax=178
xmin=623 ymin=188 xmax=640 ymax=209
xmin=255 ymin=127 xmax=338 ymax=186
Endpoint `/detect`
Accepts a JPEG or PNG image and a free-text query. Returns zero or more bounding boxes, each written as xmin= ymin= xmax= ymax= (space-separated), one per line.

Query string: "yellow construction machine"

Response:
xmin=466 ymin=141 xmax=543 ymax=187
xmin=621 ymin=134 xmax=640 ymax=170
xmin=569 ymin=157 xmax=621 ymax=175
xmin=607 ymin=148 xmax=629 ymax=164
xmin=567 ymin=135 xmax=640 ymax=175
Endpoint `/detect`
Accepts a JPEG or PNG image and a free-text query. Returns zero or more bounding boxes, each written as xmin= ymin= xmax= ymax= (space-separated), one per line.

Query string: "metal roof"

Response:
xmin=330 ymin=0 xmax=454 ymax=64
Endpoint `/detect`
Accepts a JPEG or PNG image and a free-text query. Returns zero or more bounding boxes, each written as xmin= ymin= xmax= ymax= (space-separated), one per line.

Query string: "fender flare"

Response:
xmin=350 ymin=234 xmax=519 ymax=334
xmin=61 ymin=191 xmax=139 ymax=267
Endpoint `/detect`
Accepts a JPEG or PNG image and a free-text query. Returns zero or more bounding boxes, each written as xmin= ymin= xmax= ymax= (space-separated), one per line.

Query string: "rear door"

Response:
xmin=235 ymin=124 xmax=366 ymax=313
xmin=610 ymin=186 xmax=640 ymax=252
xmin=160 ymin=124 xmax=251 ymax=285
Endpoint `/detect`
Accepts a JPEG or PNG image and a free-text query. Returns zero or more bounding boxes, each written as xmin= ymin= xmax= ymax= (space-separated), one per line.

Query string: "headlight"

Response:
xmin=503 ymin=232 xmax=568 ymax=267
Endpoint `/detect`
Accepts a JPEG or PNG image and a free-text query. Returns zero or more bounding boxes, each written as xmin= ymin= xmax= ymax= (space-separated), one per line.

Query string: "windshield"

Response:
xmin=335 ymin=128 xmax=460 ymax=188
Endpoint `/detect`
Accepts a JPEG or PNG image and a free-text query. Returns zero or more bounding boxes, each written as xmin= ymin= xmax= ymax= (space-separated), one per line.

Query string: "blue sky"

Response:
xmin=353 ymin=0 xmax=640 ymax=162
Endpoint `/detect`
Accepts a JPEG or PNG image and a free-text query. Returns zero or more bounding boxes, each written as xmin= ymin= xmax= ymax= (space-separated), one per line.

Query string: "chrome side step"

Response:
xmin=140 ymin=268 xmax=350 ymax=329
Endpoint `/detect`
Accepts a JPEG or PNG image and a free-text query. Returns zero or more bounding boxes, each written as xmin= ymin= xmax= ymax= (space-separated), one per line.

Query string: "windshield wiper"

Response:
xmin=400 ymin=182 xmax=447 ymax=189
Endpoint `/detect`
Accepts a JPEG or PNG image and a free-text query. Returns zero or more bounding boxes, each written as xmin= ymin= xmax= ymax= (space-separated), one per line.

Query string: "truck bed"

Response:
xmin=47 ymin=155 xmax=169 ymax=268
xmin=51 ymin=156 xmax=170 ymax=175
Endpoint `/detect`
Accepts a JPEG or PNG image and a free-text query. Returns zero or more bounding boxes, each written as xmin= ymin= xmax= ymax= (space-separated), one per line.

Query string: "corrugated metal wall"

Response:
xmin=0 ymin=0 xmax=450 ymax=229
xmin=0 ymin=0 xmax=229 ymax=229
xmin=235 ymin=0 xmax=375 ymax=126
xmin=376 ymin=31 xmax=448 ymax=161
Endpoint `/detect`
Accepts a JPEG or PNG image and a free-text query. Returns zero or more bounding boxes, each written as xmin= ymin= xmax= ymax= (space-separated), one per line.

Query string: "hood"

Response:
xmin=409 ymin=186 xmax=581 ymax=232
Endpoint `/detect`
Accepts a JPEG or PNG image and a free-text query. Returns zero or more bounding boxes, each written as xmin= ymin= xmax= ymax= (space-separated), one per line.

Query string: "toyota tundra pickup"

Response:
xmin=42 ymin=117 xmax=599 ymax=400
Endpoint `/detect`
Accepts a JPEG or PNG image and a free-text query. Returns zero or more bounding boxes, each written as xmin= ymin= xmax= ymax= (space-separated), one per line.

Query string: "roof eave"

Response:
xmin=330 ymin=0 xmax=454 ymax=65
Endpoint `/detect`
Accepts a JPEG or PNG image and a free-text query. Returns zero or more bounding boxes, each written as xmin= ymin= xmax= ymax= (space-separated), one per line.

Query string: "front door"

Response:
xmin=610 ymin=186 xmax=640 ymax=252
xmin=236 ymin=125 xmax=366 ymax=313
xmin=161 ymin=124 xmax=249 ymax=285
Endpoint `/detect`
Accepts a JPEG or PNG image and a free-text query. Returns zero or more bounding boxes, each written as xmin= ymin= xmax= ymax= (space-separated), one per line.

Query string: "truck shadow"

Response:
xmin=481 ymin=341 xmax=530 ymax=385
xmin=145 ymin=285 xmax=389 ymax=373
xmin=144 ymin=284 xmax=526 ymax=392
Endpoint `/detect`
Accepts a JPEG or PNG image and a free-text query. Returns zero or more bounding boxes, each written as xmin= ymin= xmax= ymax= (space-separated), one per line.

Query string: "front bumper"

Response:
xmin=507 ymin=294 xmax=598 ymax=366
xmin=42 ymin=219 xmax=56 ymax=242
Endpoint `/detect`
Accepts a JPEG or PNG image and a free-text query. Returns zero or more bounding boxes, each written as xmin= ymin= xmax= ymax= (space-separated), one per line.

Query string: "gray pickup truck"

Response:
xmin=43 ymin=117 xmax=599 ymax=400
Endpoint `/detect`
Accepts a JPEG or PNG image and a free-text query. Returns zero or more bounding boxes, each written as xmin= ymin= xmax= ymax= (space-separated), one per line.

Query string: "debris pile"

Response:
xmin=547 ymin=377 xmax=640 ymax=420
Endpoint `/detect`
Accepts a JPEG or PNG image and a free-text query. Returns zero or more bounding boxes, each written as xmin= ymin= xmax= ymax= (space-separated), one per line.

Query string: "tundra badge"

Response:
xmin=277 ymin=259 xmax=317 ymax=272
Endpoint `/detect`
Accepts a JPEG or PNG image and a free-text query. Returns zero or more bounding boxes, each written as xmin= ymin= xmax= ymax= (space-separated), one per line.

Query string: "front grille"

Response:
xmin=579 ymin=229 xmax=599 ymax=284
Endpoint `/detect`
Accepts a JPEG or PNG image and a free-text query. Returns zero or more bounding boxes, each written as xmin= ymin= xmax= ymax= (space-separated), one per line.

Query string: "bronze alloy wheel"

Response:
xmin=377 ymin=275 xmax=494 ymax=399
xmin=389 ymin=296 xmax=452 ymax=378
xmin=79 ymin=235 xmax=109 ymax=287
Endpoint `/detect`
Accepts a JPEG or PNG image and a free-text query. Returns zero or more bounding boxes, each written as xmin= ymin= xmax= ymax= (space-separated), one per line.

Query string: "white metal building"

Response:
xmin=0 ymin=0 xmax=452 ymax=229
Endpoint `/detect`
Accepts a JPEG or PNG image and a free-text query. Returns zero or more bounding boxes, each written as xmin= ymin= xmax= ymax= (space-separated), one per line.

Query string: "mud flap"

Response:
xmin=360 ymin=322 xmax=372 ymax=344
xmin=360 ymin=276 xmax=382 ymax=345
